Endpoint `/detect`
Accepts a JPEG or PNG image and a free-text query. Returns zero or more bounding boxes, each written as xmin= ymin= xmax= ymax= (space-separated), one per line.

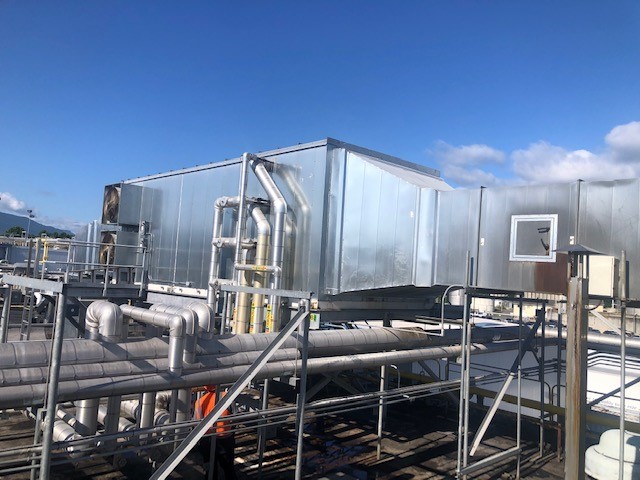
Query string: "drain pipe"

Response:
xmin=250 ymin=157 xmax=287 ymax=332
xmin=75 ymin=301 xmax=124 ymax=437
xmin=250 ymin=205 xmax=270 ymax=333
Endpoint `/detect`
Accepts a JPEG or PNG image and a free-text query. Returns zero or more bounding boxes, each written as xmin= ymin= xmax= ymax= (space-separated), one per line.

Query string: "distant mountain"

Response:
xmin=0 ymin=211 xmax=73 ymax=237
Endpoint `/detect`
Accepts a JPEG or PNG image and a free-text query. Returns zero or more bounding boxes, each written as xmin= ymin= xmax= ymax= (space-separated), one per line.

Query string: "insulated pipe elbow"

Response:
xmin=187 ymin=301 xmax=214 ymax=337
xmin=86 ymin=301 xmax=123 ymax=342
xmin=250 ymin=159 xmax=288 ymax=330
xmin=119 ymin=305 xmax=184 ymax=375
xmin=151 ymin=304 xmax=196 ymax=364
xmin=250 ymin=205 xmax=271 ymax=237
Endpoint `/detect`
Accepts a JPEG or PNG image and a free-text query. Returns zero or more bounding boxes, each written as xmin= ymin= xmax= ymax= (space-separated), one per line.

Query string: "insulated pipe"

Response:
xmin=74 ymin=400 xmax=99 ymax=436
xmin=0 ymin=326 xmax=525 ymax=372
xmin=0 ymin=348 xmax=303 ymax=386
xmin=76 ymin=301 xmax=124 ymax=436
xmin=52 ymin=418 xmax=82 ymax=454
xmin=250 ymin=205 xmax=270 ymax=334
xmin=230 ymin=156 xmax=251 ymax=332
xmin=139 ymin=392 xmax=156 ymax=438
xmin=120 ymin=399 xmax=142 ymax=421
xmin=249 ymin=158 xmax=287 ymax=332
xmin=97 ymin=405 xmax=135 ymax=432
xmin=187 ymin=302 xmax=213 ymax=338
xmin=206 ymin=196 xmax=240 ymax=308
xmin=234 ymin=249 xmax=252 ymax=334
xmin=85 ymin=300 xmax=124 ymax=342
xmin=0 ymin=286 xmax=11 ymax=344
xmin=0 ymin=342 xmax=519 ymax=408
xmin=234 ymin=155 xmax=250 ymax=273
xmin=120 ymin=305 xmax=185 ymax=375
xmin=150 ymin=304 xmax=196 ymax=364
xmin=542 ymin=328 xmax=640 ymax=353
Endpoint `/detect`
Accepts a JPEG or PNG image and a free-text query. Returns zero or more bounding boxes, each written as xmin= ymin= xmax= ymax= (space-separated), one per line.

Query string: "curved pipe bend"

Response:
xmin=119 ymin=305 xmax=185 ymax=375
xmin=187 ymin=301 xmax=214 ymax=337
xmin=86 ymin=300 xmax=123 ymax=342
xmin=150 ymin=304 xmax=197 ymax=364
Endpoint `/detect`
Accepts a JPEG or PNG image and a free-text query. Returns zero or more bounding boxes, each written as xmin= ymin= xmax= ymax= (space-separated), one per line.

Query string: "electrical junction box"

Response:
xmin=588 ymin=255 xmax=619 ymax=298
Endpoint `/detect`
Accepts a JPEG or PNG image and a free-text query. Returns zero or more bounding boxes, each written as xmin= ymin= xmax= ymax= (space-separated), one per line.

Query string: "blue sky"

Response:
xmin=1 ymin=1 xmax=639 ymax=231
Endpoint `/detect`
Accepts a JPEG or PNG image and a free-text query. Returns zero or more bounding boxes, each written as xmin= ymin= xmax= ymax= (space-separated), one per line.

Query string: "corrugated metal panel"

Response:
xmin=578 ymin=179 xmax=640 ymax=300
xmin=337 ymin=151 xmax=423 ymax=292
xmin=434 ymin=189 xmax=481 ymax=286
xmin=476 ymin=183 xmax=578 ymax=294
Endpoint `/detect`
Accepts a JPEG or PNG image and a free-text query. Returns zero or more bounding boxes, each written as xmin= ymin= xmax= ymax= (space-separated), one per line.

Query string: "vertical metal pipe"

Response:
xmin=33 ymin=239 xmax=41 ymax=279
xmin=250 ymin=160 xmax=287 ymax=332
xmin=516 ymin=297 xmax=523 ymax=479
xmin=234 ymin=265 xmax=251 ymax=334
xmin=294 ymin=303 xmax=310 ymax=480
xmin=139 ymin=392 xmax=156 ymax=441
xmin=206 ymin=200 xmax=225 ymax=309
xmin=0 ymin=286 xmax=11 ymax=343
xmin=75 ymin=399 xmax=100 ymax=436
xmin=104 ymin=395 xmax=122 ymax=442
xmin=220 ymin=291 xmax=229 ymax=335
xmin=250 ymin=206 xmax=270 ymax=334
xmin=462 ymin=291 xmax=472 ymax=471
xmin=557 ymin=312 xmax=563 ymax=462
xmin=376 ymin=364 xmax=388 ymax=460
xmin=565 ymin=269 xmax=588 ymax=480
xmin=456 ymin=252 xmax=471 ymax=477
xmin=539 ymin=305 xmax=546 ymax=458
xmin=39 ymin=292 xmax=66 ymax=480
xmin=232 ymin=156 xmax=251 ymax=333
xmin=619 ymin=250 xmax=627 ymax=480
xmin=234 ymin=155 xmax=250 ymax=273
xmin=257 ymin=379 xmax=270 ymax=477
xmin=176 ymin=388 xmax=191 ymax=424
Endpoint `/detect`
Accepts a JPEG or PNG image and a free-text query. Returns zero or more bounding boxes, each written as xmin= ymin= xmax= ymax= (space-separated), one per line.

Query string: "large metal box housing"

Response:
xmin=119 ymin=139 xmax=451 ymax=299
xmin=435 ymin=179 xmax=640 ymax=300
xmin=105 ymin=139 xmax=640 ymax=302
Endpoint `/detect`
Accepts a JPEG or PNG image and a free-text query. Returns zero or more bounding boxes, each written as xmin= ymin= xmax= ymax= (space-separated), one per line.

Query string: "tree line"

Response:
xmin=3 ymin=226 xmax=73 ymax=239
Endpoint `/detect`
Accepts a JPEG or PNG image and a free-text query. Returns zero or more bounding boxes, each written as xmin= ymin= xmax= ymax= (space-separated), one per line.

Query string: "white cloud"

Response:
xmin=0 ymin=192 xmax=28 ymax=215
xmin=432 ymin=120 xmax=640 ymax=187
xmin=511 ymin=141 xmax=636 ymax=183
xmin=441 ymin=164 xmax=503 ymax=188
xmin=431 ymin=140 xmax=505 ymax=166
xmin=605 ymin=121 xmax=640 ymax=163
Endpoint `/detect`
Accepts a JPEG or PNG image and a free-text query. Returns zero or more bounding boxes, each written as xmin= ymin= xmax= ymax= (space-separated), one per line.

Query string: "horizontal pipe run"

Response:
xmin=0 ymin=326 xmax=525 ymax=372
xmin=458 ymin=446 xmax=521 ymax=476
xmin=234 ymin=263 xmax=280 ymax=274
xmin=0 ymin=341 xmax=518 ymax=408
xmin=0 ymin=337 xmax=169 ymax=369
xmin=0 ymin=348 xmax=300 ymax=386
xmin=214 ymin=238 xmax=256 ymax=249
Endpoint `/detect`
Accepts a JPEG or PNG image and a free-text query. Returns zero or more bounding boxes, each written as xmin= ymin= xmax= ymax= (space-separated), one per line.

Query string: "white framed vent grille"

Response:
xmin=509 ymin=214 xmax=558 ymax=262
